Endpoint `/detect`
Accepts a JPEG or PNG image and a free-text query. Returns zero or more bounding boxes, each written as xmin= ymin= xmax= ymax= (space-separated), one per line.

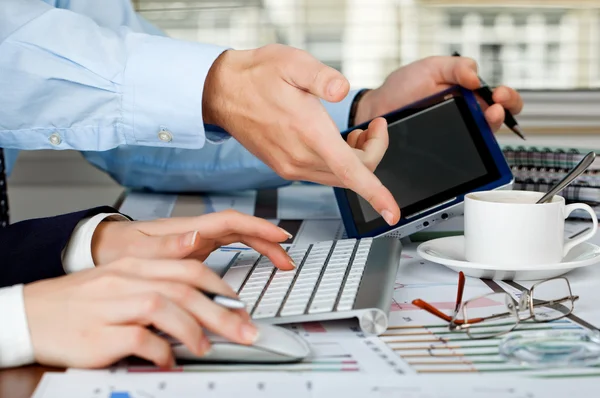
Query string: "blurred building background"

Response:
xmin=133 ymin=0 xmax=600 ymax=90
xmin=11 ymin=0 xmax=600 ymax=221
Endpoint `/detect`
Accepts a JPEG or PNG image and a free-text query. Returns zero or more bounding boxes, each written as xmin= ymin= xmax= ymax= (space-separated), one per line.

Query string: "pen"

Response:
xmin=207 ymin=292 xmax=246 ymax=310
xmin=452 ymin=51 xmax=525 ymax=140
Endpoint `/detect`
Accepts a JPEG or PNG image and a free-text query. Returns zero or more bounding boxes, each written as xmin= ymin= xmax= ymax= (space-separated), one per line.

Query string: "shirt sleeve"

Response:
xmin=62 ymin=213 xmax=129 ymax=273
xmin=0 ymin=285 xmax=35 ymax=368
xmin=81 ymin=89 xmax=366 ymax=192
xmin=0 ymin=0 xmax=229 ymax=151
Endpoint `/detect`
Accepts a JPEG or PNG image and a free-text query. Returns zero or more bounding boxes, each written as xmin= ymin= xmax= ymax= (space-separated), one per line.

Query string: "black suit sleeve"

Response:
xmin=0 ymin=206 xmax=126 ymax=288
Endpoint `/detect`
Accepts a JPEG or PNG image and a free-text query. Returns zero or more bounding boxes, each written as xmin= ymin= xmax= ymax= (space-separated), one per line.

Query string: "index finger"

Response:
xmin=107 ymin=258 xmax=238 ymax=298
xmin=306 ymin=107 xmax=400 ymax=225
xmin=427 ymin=56 xmax=481 ymax=90
xmin=137 ymin=211 xmax=292 ymax=242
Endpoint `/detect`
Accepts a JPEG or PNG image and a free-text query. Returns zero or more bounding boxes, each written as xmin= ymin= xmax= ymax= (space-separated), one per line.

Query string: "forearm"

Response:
xmin=0 ymin=285 xmax=34 ymax=368
xmin=0 ymin=209 xmax=128 ymax=368
xmin=0 ymin=0 xmax=227 ymax=152
xmin=82 ymin=141 xmax=291 ymax=192
xmin=0 ymin=206 xmax=119 ymax=288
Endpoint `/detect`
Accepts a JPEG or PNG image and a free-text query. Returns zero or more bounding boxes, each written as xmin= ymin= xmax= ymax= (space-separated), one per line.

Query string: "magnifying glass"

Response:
xmin=499 ymin=329 xmax=600 ymax=368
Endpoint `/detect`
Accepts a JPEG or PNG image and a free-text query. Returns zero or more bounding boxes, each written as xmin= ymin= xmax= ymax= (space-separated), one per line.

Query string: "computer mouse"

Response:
xmin=172 ymin=323 xmax=311 ymax=363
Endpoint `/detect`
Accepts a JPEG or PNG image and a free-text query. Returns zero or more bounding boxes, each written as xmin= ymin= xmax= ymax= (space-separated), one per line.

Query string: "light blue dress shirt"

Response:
xmin=1 ymin=0 xmax=358 ymax=191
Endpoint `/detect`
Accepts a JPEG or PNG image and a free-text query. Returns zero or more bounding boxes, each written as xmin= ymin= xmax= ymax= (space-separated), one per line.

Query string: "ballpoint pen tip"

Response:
xmin=512 ymin=125 xmax=526 ymax=140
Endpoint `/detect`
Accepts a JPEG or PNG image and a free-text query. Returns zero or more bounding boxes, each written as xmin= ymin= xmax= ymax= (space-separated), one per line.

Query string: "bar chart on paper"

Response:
xmin=383 ymin=250 xmax=600 ymax=378
xmin=114 ymin=323 xmax=401 ymax=375
xmin=34 ymin=371 xmax=599 ymax=398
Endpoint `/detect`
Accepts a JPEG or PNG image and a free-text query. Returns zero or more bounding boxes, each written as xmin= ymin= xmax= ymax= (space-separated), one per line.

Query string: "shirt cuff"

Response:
xmin=122 ymin=34 xmax=229 ymax=149
xmin=0 ymin=285 xmax=35 ymax=368
xmin=62 ymin=213 xmax=129 ymax=273
xmin=320 ymin=88 xmax=363 ymax=132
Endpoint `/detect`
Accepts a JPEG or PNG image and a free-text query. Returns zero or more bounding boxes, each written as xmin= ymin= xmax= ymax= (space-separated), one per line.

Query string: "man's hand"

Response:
xmin=354 ymin=56 xmax=524 ymax=131
xmin=91 ymin=210 xmax=295 ymax=270
xmin=24 ymin=258 xmax=256 ymax=368
xmin=202 ymin=44 xmax=400 ymax=226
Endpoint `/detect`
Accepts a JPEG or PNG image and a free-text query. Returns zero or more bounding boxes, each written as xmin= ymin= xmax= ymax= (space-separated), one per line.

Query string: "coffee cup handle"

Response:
xmin=563 ymin=203 xmax=599 ymax=256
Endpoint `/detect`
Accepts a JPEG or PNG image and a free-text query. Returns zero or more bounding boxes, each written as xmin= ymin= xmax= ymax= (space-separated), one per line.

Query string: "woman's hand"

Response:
xmin=24 ymin=257 xmax=256 ymax=368
xmin=91 ymin=210 xmax=295 ymax=270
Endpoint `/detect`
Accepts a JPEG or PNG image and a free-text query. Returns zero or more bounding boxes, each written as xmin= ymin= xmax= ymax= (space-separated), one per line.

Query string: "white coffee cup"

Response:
xmin=464 ymin=190 xmax=598 ymax=267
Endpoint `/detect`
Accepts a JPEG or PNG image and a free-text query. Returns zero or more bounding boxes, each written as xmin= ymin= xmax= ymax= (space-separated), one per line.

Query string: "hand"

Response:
xmin=202 ymin=44 xmax=400 ymax=225
xmin=24 ymin=257 xmax=256 ymax=368
xmin=91 ymin=210 xmax=295 ymax=270
xmin=354 ymin=56 xmax=524 ymax=132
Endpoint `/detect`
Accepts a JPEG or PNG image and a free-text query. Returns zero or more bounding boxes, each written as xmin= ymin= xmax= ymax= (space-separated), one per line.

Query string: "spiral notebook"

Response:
xmin=502 ymin=145 xmax=600 ymax=218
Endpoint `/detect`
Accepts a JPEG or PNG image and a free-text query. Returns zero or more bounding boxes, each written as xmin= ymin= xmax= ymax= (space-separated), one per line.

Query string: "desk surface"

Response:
xmin=3 ymin=134 xmax=600 ymax=396
xmin=0 ymin=366 xmax=62 ymax=398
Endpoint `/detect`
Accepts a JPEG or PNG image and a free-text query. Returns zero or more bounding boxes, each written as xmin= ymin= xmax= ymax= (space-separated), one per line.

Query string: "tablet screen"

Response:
xmin=346 ymin=95 xmax=500 ymax=234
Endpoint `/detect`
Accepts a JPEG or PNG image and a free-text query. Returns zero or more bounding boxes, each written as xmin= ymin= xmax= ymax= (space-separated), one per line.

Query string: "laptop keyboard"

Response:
xmin=222 ymin=238 xmax=373 ymax=319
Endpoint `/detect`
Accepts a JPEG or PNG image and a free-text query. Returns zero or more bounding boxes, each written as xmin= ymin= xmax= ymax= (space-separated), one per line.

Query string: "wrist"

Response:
xmin=202 ymin=49 xmax=234 ymax=127
xmin=91 ymin=221 xmax=128 ymax=266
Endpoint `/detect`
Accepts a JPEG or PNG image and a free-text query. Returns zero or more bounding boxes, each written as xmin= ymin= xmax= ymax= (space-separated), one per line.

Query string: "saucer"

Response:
xmin=417 ymin=236 xmax=600 ymax=280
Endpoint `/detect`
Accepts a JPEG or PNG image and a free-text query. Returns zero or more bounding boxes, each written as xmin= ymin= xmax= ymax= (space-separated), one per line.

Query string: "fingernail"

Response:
xmin=289 ymin=257 xmax=297 ymax=268
xmin=279 ymin=227 xmax=293 ymax=240
xmin=381 ymin=210 xmax=395 ymax=226
xmin=241 ymin=323 xmax=259 ymax=344
xmin=181 ymin=230 xmax=198 ymax=248
xmin=328 ymin=78 xmax=344 ymax=97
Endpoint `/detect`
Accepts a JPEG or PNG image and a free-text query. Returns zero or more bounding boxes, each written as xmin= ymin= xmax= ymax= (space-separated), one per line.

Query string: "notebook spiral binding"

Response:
xmin=503 ymin=146 xmax=600 ymax=207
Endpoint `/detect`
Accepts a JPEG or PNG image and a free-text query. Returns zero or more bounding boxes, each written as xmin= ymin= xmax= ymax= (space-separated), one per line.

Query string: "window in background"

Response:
xmin=131 ymin=0 xmax=600 ymax=135
xmin=133 ymin=1 xmax=600 ymax=89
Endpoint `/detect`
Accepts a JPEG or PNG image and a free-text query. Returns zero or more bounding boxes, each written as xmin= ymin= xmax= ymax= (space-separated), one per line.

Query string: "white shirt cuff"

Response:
xmin=0 ymin=285 xmax=35 ymax=368
xmin=62 ymin=213 xmax=129 ymax=273
xmin=122 ymin=34 xmax=229 ymax=148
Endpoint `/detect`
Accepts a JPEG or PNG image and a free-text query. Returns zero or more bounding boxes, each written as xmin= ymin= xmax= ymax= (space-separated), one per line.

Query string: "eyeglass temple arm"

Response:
xmin=412 ymin=272 xmax=466 ymax=324
xmin=454 ymin=271 xmax=466 ymax=316
xmin=412 ymin=299 xmax=453 ymax=322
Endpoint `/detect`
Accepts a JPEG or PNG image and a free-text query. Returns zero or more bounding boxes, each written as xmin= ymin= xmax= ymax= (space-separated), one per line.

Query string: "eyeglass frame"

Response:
xmin=412 ymin=272 xmax=580 ymax=339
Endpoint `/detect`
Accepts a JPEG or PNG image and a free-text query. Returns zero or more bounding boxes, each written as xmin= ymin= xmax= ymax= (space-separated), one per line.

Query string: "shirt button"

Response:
xmin=48 ymin=133 xmax=62 ymax=146
xmin=158 ymin=129 xmax=173 ymax=143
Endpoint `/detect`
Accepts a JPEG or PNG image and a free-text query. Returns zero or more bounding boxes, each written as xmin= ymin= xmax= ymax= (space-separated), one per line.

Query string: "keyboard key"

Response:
xmin=337 ymin=299 xmax=355 ymax=311
xmin=231 ymin=252 xmax=261 ymax=267
xmin=280 ymin=304 xmax=307 ymax=316
xmin=222 ymin=266 xmax=253 ymax=293
xmin=253 ymin=308 xmax=278 ymax=319
xmin=309 ymin=301 xmax=335 ymax=314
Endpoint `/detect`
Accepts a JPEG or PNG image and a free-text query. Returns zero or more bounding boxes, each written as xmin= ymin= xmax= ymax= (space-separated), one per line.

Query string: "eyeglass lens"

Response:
xmin=530 ymin=278 xmax=574 ymax=322
xmin=459 ymin=293 xmax=519 ymax=339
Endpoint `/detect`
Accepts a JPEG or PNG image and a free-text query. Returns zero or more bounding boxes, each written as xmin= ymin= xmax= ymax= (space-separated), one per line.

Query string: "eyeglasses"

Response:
xmin=412 ymin=272 xmax=580 ymax=339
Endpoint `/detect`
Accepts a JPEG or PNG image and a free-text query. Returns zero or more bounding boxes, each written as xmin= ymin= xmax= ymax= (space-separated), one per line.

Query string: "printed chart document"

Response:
xmin=65 ymin=244 xmax=600 ymax=380
xmin=108 ymin=186 xmax=600 ymax=382
xmin=118 ymin=184 xmax=340 ymax=221
xmin=34 ymin=372 xmax=597 ymax=398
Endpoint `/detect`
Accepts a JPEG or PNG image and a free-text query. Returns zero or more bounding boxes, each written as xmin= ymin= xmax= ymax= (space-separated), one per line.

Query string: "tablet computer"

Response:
xmin=335 ymin=85 xmax=514 ymax=239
